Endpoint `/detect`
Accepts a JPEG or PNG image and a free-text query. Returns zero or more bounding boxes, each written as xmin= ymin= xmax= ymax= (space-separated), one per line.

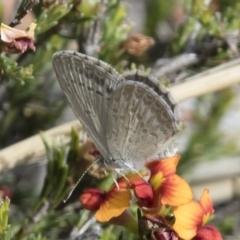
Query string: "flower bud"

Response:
xmin=79 ymin=188 xmax=105 ymax=210
xmin=131 ymin=179 xmax=153 ymax=204
xmin=124 ymin=34 xmax=154 ymax=56
xmin=0 ymin=186 xmax=12 ymax=199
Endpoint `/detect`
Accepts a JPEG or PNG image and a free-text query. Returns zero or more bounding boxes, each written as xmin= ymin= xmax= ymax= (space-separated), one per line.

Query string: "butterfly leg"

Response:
xmin=121 ymin=162 xmax=143 ymax=178
xmin=114 ymin=168 xmax=131 ymax=185
xmin=111 ymin=172 xmax=120 ymax=190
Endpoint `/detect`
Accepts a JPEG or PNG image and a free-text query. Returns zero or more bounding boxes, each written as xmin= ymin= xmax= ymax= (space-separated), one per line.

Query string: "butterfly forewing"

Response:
xmin=52 ymin=51 xmax=125 ymax=159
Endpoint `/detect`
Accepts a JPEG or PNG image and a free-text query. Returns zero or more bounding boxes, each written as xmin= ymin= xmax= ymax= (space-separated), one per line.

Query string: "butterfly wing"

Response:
xmin=106 ymin=72 xmax=181 ymax=168
xmin=52 ymin=51 xmax=125 ymax=158
xmin=123 ymin=70 xmax=182 ymax=158
xmin=122 ymin=70 xmax=182 ymax=125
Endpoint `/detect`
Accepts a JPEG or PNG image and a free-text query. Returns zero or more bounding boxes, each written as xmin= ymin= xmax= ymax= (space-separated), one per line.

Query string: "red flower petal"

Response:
xmin=79 ymin=188 xmax=106 ymax=210
xmin=0 ymin=186 xmax=12 ymax=199
xmin=194 ymin=225 xmax=223 ymax=240
xmin=131 ymin=179 xmax=154 ymax=204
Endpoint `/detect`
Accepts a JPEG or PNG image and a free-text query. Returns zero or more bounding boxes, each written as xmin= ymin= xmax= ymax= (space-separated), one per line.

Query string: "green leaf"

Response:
xmin=100 ymin=3 xmax=131 ymax=64
xmin=35 ymin=2 xmax=73 ymax=35
xmin=0 ymin=57 xmax=34 ymax=84
xmin=37 ymin=133 xmax=70 ymax=208
xmin=0 ymin=197 xmax=11 ymax=240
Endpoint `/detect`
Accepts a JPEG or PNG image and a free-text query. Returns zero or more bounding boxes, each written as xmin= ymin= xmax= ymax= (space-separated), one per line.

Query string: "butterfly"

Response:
xmin=52 ymin=51 xmax=182 ymax=173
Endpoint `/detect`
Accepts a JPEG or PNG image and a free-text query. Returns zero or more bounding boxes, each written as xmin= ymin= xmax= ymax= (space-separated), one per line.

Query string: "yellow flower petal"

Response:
xmin=146 ymin=155 xmax=180 ymax=177
xmin=149 ymin=172 xmax=165 ymax=191
xmin=1 ymin=23 xmax=36 ymax=53
xmin=95 ymin=188 xmax=131 ymax=222
xmin=199 ymin=189 xmax=214 ymax=213
xmin=173 ymin=201 xmax=204 ymax=239
xmin=1 ymin=23 xmax=36 ymax=42
xmin=160 ymin=174 xmax=193 ymax=206
xmin=199 ymin=189 xmax=214 ymax=225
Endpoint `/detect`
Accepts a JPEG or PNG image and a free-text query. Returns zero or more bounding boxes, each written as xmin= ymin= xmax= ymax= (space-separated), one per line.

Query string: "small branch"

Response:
xmin=32 ymin=200 xmax=49 ymax=223
xmin=78 ymin=0 xmax=108 ymax=55
xmin=70 ymin=216 xmax=102 ymax=240
xmin=171 ymin=57 xmax=240 ymax=101
xmin=77 ymin=217 xmax=96 ymax=236
xmin=150 ymin=53 xmax=199 ymax=79
xmin=10 ymin=0 xmax=39 ymax=27
xmin=0 ymin=121 xmax=82 ymax=172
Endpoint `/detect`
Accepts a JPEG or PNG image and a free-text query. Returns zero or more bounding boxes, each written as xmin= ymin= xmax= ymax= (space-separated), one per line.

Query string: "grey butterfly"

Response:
xmin=52 ymin=51 xmax=181 ymax=173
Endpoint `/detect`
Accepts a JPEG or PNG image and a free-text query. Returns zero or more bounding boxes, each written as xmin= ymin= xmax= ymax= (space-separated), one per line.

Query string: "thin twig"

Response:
xmin=70 ymin=216 xmax=101 ymax=240
xmin=32 ymin=200 xmax=49 ymax=223
xmin=171 ymin=57 xmax=240 ymax=101
xmin=77 ymin=217 xmax=96 ymax=236
xmin=150 ymin=53 xmax=199 ymax=79
xmin=10 ymin=0 xmax=39 ymax=27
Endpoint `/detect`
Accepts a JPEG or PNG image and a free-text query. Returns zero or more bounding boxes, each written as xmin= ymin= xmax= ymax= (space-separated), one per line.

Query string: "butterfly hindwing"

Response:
xmin=107 ymin=72 xmax=181 ymax=166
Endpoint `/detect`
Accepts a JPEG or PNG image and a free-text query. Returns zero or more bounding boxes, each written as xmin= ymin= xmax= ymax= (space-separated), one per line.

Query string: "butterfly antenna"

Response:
xmin=64 ymin=157 xmax=102 ymax=203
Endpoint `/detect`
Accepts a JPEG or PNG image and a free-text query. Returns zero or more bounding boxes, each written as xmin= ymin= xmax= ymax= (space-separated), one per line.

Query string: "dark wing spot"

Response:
xmin=96 ymin=90 xmax=103 ymax=96
xmin=87 ymin=86 xmax=94 ymax=91
xmin=78 ymin=81 xmax=85 ymax=87
xmin=150 ymin=132 xmax=158 ymax=139
xmin=85 ymin=110 xmax=92 ymax=114
xmin=142 ymin=129 xmax=147 ymax=133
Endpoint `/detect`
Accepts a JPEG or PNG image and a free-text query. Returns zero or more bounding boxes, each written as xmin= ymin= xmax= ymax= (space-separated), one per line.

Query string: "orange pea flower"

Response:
xmin=173 ymin=189 xmax=222 ymax=240
xmin=79 ymin=155 xmax=222 ymax=239
xmin=80 ymin=173 xmax=143 ymax=222
xmin=1 ymin=23 xmax=36 ymax=53
xmin=80 ymin=188 xmax=105 ymax=210
xmin=145 ymin=155 xmax=193 ymax=208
